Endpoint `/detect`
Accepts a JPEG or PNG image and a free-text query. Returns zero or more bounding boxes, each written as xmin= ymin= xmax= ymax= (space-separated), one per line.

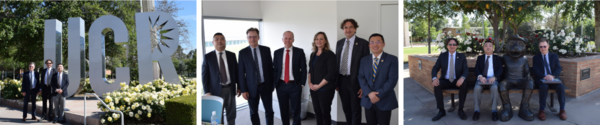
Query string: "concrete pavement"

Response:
xmin=0 ymin=106 xmax=72 ymax=125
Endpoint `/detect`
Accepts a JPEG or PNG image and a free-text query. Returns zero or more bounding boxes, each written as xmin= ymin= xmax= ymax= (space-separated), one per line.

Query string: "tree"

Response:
xmin=447 ymin=1 xmax=555 ymax=52
xmin=461 ymin=14 xmax=470 ymax=34
xmin=155 ymin=0 xmax=191 ymax=52
xmin=412 ymin=20 xmax=439 ymax=42
xmin=560 ymin=0 xmax=598 ymax=49
xmin=405 ymin=0 xmax=457 ymax=54
xmin=483 ymin=20 xmax=489 ymax=37
xmin=0 ymin=1 xmax=140 ymax=80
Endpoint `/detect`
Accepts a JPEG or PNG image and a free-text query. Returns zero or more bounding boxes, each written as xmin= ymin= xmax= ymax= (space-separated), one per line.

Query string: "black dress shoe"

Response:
xmin=432 ymin=110 xmax=446 ymax=121
xmin=52 ymin=120 xmax=56 ymax=124
xmin=473 ymin=112 xmax=480 ymax=121
xmin=458 ymin=109 xmax=468 ymax=120
xmin=492 ymin=112 xmax=499 ymax=121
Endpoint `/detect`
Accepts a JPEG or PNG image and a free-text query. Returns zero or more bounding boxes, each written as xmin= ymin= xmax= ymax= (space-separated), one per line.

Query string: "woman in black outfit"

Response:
xmin=308 ymin=32 xmax=337 ymax=125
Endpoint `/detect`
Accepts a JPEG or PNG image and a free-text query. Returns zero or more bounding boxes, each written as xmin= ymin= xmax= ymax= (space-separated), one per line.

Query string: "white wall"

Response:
xmin=336 ymin=1 xmax=399 ymax=56
xmin=259 ymin=1 xmax=339 ymax=120
xmin=203 ymin=1 xmax=261 ymax=19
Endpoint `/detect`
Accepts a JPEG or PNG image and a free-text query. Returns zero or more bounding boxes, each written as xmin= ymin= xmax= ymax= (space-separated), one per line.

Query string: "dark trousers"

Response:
xmin=248 ymin=84 xmax=274 ymax=125
xmin=338 ymin=75 xmax=362 ymax=125
xmin=364 ymin=105 xmax=391 ymax=125
xmin=41 ymin=85 xmax=54 ymax=119
xmin=276 ymin=81 xmax=302 ymax=125
xmin=434 ymin=78 xmax=468 ymax=109
xmin=219 ymin=85 xmax=236 ymax=125
xmin=310 ymin=88 xmax=335 ymax=125
xmin=23 ymin=89 xmax=38 ymax=118
xmin=537 ymin=80 xmax=566 ymax=109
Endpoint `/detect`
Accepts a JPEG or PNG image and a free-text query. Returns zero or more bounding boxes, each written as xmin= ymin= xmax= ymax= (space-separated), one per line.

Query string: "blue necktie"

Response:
xmin=253 ymin=48 xmax=262 ymax=83
xmin=373 ymin=58 xmax=379 ymax=82
xmin=31 ymin=72 xmax=35 ymax=89
xmin=542 ymin=55 xmax=551 ymax=76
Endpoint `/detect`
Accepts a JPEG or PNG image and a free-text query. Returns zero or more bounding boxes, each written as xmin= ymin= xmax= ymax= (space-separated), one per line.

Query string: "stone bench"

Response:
xmin=442 ymin=67 xmax=570 ymax=113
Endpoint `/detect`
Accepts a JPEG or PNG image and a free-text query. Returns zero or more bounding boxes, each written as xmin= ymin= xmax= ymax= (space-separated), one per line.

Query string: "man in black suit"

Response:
xmin=533 ymin=38 xmax=567 ymax=120
xmin=41 ymin=59 xmax=57 ymax=121
xmin=431 ymin=38 xmax=469 ymax=121
xmin=273 ymin=31 xmax=306 ymax=125
xmin=51 ymin=63 xmax=68 ymax=123
xmin=22 ymin=62 xmax=40 ymax=122
xmin=239 ymin=28 xmax=275 ymax=125
xmin=472 ymin=40 xmax=503 ymax=121
xmin=202 ymin=33 xmax=240 ymax=125
xmin=336 ymin=18 xmax=370 ymax=125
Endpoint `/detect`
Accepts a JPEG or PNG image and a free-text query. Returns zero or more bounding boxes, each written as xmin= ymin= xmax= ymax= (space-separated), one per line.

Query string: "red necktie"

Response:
xmin=284 ymin=50 xmax=290 ymax=83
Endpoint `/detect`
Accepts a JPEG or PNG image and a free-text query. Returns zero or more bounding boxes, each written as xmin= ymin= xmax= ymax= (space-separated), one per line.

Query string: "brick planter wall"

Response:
xmin=409 ymin=53 xmax=600 ymax=98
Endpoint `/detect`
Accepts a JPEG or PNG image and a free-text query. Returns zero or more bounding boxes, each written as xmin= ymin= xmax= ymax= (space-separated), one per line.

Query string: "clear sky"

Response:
xmin=159 ymin=0 xmax=196 ymax=53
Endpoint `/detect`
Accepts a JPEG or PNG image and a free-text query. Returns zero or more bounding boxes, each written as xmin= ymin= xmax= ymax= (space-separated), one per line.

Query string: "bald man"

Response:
xmin=273 ymin=31 xmax=307 ymax=125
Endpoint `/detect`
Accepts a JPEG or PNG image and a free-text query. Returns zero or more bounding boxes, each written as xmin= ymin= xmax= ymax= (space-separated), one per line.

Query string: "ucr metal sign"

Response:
xmin=44 ymin=12 xmax=180 ymax=98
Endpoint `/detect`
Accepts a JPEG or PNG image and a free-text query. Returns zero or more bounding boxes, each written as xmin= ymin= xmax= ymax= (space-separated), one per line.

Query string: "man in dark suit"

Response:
xmin=336 ymin=18 xmax=370 ymax=125
xmin=22 ymin=62 xmax=40 ymax=122
xmin=272 ymin=31 xmax=306 ymax=125
xmin=532 ymin=38 xmax=567 ymax=120
xmin=202 ymin=33 xmax=240 ymax=125
xmin=358 ymin=34 xmax=398 ymax=125
xmin=51 ymin=63 xmax=68 ymax=123
xmin=41 ymin=59 xmax=57 ymax=121
xmin=239 ymin=27 xmax=275 ymax=125
xmin=431 ymin=38 xmax=469 ymax=121
xmin=472 ymin=40 xmax=503 ymax=121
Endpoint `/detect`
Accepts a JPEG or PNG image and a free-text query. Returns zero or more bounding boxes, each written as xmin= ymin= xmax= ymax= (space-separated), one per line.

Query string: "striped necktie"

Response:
xmin=373 ymin=57 xmax=379 ymax=82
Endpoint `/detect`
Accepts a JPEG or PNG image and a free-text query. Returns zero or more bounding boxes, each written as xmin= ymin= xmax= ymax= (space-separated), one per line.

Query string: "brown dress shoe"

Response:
xmin=32 ymin=117 xmax=37 ymax=120
xmin=559 ymin=109 xmax=567 ymax=120
xmin=22 ymin=118 xmax=26 ymax=122
xmin=538 ymin=110 xmax=546 ymax=120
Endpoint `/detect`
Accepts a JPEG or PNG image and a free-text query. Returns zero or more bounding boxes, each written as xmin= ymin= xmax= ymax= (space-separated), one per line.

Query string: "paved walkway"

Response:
xmin=403 ymin=64 xmax=600 ymax=125
xmin=0 ymin=106 xmax=71 ymax=125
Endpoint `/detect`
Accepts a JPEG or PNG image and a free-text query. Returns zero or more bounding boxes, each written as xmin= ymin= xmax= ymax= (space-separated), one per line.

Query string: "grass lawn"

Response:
xmin=404 ymin=46 xmax=439 ymax=63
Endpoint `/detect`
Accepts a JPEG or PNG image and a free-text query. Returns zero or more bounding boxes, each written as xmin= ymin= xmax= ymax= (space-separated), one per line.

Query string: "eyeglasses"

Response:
xmin=247 ymin=36 xmax=258 ymax=39
xmin=29 ymin=66 xmax=34 ymax=67
xmin=539 ymin=46 xmax=547 ymax=48
xmin=45 ymin=63 xmax=52 ymax=64
xmin=370 ymin=41 xmax=382 ymax=45
xmin=448 ymin=44 xmax=458 ymax=46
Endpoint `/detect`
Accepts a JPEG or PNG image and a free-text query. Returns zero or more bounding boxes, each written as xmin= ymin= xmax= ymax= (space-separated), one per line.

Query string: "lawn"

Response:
xmin=403 ymin=46 xmax=439 ymax=63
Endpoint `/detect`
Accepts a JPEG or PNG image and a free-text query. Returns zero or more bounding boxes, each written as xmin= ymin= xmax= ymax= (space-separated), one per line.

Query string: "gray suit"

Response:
xmin=51 ymin=72 xmax=69 ymax=122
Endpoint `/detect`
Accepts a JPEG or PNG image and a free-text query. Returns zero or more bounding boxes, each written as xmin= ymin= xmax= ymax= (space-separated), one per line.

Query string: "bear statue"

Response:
xmin=498 ymin=35 xmax=535 ymax=121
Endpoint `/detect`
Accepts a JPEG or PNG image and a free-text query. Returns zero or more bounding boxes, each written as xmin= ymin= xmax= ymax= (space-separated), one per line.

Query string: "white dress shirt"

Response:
xmin=216 ymin=50 xmax=231 ymax=85
xmin=250 ymin=46 xmax=265 ymax=83
xmin=444 ymin=51 xmax=457 ymax=79
xmin=45 ymin=68 xmax=52 ymax=85
xmin=280 ymin=47 xmax=295 ymax=81
xmin=30 ymin=72 xmax=35 ymax=89
xmin=485 ymin=55 xmax=495 ymax=78
xmin=372 ymin=53 xmax=383 ymax=67
xmin=339 ymin=35 xmax=356 ymax=75
xmin=58 ymin=72 xmax=62 ymax=88
xmin=543 ymin=54 xmax=552 ymax=75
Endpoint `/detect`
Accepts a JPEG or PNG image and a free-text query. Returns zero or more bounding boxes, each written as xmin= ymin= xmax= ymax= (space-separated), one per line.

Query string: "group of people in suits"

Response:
xmin=21 ymin=59 xmax=69 ymax=123
xmin=202 ymin=18 xmax=399 ymax=125
xmin=430 ymin=38 xmax=568 ymax=121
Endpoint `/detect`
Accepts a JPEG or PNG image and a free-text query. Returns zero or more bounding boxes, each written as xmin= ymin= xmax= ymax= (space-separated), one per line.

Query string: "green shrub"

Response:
xmin=1 ymin=79 xmax=41 ymax=101
xmin=166 ymin=94 xmax=196 ymax=125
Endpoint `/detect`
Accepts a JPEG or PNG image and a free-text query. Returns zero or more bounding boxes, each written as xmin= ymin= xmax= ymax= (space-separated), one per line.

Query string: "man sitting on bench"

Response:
xmin=532 ymin=38 xmax=567 ymax=120
xmin=430 ymin=38 xmax=469 ymax=121
xmin=473 ymin=40 xmax=503 ymax=121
